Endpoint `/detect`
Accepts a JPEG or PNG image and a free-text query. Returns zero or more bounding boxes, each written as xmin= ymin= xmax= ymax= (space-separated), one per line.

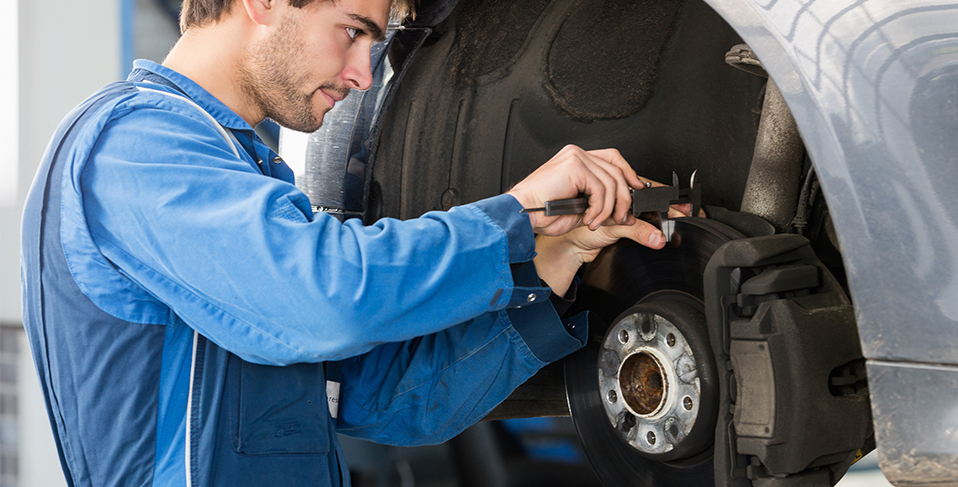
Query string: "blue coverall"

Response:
xmin=20 ymin=60 xmax=588 ymax=486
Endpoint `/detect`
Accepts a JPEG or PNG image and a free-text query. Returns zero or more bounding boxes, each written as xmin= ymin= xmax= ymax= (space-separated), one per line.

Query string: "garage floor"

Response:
xmin=836 ymin=452 xmax=894 ymax=487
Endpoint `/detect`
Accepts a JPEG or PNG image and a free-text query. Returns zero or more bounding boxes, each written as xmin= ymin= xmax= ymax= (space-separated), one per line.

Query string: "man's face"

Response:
xmin=240 ymin=0 xmax=390 ymax=133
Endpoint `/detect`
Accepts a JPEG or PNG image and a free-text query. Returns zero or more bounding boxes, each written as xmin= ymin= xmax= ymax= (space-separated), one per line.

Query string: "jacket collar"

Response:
xmin=128 ymin=59 xmax=255 ymax=133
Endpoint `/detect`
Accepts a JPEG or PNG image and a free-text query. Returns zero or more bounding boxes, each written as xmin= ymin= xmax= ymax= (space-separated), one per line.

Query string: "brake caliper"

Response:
xmin=704 ymin=234 xmax=872 ymax=487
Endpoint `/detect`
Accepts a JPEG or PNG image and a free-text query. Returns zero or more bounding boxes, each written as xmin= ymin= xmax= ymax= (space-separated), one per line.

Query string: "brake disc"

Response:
xmin=565 ymin=218 xmax=743 ymax=487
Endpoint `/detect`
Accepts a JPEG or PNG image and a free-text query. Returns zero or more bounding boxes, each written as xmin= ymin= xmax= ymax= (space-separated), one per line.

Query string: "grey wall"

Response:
xmin=3 ymin=0 xmax=122 ymax=485
xmin=2 ymin=0 xmax=122 ymax=323
xmin=135 ymin=0 xmax=180 ymax=66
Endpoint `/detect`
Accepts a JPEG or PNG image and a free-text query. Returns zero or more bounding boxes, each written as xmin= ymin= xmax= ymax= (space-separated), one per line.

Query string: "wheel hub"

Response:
xmin=565 ymin=219 xmax=741 ymax=486
xmin=598 ymin=303 xmax=707 ymax=460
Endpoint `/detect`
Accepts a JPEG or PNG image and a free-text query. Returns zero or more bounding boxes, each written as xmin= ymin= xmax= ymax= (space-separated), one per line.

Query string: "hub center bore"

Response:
xmin=620 ymin=351 xmax=667 ymax=416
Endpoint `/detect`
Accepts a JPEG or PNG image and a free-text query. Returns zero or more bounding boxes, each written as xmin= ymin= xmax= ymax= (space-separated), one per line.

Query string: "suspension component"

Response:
xmin=726 ymin=44 xmax=805 ymax=232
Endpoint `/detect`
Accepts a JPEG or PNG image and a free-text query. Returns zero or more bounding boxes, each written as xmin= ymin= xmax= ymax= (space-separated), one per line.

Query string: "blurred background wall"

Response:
xmin=0 ymin=1 xmax=178 ymax=484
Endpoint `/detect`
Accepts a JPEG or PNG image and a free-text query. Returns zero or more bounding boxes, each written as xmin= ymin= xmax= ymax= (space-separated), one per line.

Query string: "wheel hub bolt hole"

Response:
xmin=619 ymin=413 xmax=636 ymax=433
xmin=618 ymin=329 xmax=629 ymax=344
xmin=683 ymin=396 xmax=693 ymax=411
xmin=667 ymin=333 xmax=676 ymax=347
xmin=607 ymin=389 xmax=617 ymax=404
xmin=620 ymin=352 xmax=665 ymax=416
xmin=647 ymin=431 xmax=656 ymax=445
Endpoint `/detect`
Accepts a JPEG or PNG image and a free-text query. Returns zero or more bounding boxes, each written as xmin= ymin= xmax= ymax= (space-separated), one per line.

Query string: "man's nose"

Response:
xmin=343 ymin=49 xmax=373 ymax=91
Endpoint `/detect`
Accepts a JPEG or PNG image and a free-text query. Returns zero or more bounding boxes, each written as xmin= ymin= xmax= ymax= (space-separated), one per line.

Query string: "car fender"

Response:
xmin=704 ymin=1 xmax=958 ymax=484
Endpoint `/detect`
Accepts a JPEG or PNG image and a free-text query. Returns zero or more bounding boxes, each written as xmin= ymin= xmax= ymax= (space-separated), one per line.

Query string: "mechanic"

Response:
xmin=20 ymin=0 xmax=675 ymax=485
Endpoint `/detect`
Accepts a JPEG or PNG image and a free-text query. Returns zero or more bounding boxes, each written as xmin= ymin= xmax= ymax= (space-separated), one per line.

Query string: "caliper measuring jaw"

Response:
xmin=629 ymin=171 xmax=701 ymax=242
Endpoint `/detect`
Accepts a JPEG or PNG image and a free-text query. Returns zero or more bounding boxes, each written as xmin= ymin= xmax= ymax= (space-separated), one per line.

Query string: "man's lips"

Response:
xmin=318 ymin=87 xmax=349 ymax=107
xmin=318 ymin=89 xmax=337 ymax=107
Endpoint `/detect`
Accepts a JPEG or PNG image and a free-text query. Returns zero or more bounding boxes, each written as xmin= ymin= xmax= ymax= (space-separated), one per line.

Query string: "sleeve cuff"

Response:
xmin=507 ymin=304 xmax=589 ymax=364
xmin=503 ymin=256 xmax=588 ymax=363
xmin=469 ymin=194 xmax=535 ymax=264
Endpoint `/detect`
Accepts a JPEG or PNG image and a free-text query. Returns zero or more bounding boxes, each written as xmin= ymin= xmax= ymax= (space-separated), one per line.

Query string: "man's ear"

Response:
xmin=241 ymin=0 xmax=280 ymax=26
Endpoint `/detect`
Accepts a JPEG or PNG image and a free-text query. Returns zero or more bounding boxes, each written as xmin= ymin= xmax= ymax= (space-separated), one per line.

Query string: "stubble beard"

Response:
xmin=240 ymin=14 xmax=333 ymax=133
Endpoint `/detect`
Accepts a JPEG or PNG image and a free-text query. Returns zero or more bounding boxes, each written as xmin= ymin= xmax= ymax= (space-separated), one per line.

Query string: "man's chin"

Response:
xmin=292 ymin=122 xmax=324 ymax=134
xmin=273 ymin=115 xmax=324 ymax=134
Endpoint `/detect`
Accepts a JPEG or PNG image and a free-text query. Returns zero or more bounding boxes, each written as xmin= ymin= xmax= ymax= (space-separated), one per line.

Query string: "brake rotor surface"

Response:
xmin=565 ymin=218 xmax=742 ymax=487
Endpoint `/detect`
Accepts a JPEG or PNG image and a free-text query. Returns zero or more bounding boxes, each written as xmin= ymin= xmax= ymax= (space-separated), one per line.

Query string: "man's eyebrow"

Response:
xmin=347 ymin=13 xmax=386 ymax=42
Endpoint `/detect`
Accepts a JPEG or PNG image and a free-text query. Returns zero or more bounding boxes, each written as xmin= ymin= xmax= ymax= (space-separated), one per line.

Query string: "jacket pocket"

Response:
xmin=229 ymin=356 xmax=331 ymax=454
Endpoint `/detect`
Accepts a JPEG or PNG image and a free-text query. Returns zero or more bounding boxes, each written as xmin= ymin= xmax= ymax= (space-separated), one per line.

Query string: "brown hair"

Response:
xmin=179 ymin=0 xmax=414 ymax=33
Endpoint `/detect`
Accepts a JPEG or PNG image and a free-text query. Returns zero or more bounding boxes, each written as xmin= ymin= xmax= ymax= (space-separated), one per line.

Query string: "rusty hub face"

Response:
xmin=620 ymin=351 xmax=666 ymax=416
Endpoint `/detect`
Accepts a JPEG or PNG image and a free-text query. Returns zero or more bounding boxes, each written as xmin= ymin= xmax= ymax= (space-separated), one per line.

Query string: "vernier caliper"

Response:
xmin=521 ymin=171 xmax=700 ymax=242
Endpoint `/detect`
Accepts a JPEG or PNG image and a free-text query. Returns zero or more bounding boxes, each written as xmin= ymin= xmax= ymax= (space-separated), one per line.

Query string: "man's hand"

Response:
xmin=507 ymin=145 xmax=642 ymax=235
xmin=534 ymin=199 xmax=698 ymax=297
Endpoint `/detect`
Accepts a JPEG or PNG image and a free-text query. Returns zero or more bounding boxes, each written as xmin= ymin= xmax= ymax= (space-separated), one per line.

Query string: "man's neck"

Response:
xmin=163 ymin=24 xmax=263 ymax=128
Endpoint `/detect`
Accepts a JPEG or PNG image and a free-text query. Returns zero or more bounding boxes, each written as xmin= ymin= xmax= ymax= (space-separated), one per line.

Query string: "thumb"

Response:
xmin=606 ymin=219 xmax=666 ymax=249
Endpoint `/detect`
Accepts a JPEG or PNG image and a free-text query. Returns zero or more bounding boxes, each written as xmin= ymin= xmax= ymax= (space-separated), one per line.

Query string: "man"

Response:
xmin=20 ymin=0 xmax=675 ymax=485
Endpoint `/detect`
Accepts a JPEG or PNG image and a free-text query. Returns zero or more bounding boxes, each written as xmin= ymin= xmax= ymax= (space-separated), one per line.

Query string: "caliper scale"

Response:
xmin=522 ymin=171 xmax=701 ymax=242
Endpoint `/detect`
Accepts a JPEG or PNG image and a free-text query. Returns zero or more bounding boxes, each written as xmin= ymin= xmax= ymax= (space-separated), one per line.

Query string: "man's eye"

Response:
xmin=346 ymin=28 xmax=359 ymax=40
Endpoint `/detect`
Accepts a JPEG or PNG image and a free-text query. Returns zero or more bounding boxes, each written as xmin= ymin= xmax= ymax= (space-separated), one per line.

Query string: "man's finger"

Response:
xmin=584 ymin=172 xmax=615 ymax=230
xmin=597 ymin=213 xmax=637 ymax=227
xmin=582 ymin=172 xmax=607 ymax=229
xmin=588 ymin=148 xmax=643 ymax=189
xmin=598 ymin=218 xmax=666 ymax=250
xmin=585 ymin=152 xmax=634 ymax=225
xmin=668 ymin=203 xmax=706 ymax=218
xmin=590 ymin=149 xmax=645 ymax=224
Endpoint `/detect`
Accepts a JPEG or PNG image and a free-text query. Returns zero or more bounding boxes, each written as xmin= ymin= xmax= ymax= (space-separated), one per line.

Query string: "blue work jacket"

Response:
xmin=20 ymin=60 xmax=588 ymax=486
